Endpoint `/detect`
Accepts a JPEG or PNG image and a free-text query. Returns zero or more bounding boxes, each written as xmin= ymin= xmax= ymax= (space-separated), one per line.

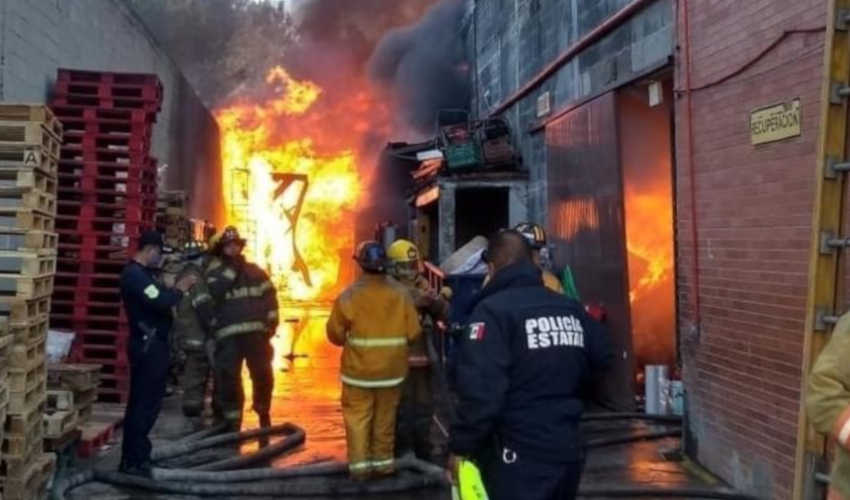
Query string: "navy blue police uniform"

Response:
xmin=449 ymin=261 xmax=614 ymax=500
xmin=119 ymin=260 xmax=183 ymax=471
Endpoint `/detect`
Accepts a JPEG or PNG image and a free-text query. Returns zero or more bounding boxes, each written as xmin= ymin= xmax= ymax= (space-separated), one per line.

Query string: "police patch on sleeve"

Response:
xmin=469 ymin=322 xmax=486 ymax=341
xmin=144 ymin=284 xmax=160 ymax=300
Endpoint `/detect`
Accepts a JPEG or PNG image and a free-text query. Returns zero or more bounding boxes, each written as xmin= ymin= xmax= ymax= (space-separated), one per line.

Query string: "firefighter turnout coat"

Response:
xmin=401 ymin=275 xmax=449 ymax=367
xmin=807 ymin=313 xmax=850 ymax=500
xmin=198 ymin=255 xmax=279 ymax=340
xmin=449 ymin=262 xmax=613 ymax=464
xmin=326 ymin=273 xmax=422 ymax=388
xmin=174 ymin=260 xmax=211 ymax=351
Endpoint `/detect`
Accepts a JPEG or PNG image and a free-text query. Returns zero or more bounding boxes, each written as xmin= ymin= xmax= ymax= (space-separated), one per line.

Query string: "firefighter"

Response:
xmin=173 ymin=239 xmax=214 ymax=421
xmin=119 ymin=231 xmax=197 ymax=477
xmin=386 ymin=239 xmax=449 ymax=462
xmin=806 ymin=313 xmax=850 ymax=500
xmin=326 ymin=241 xmax=421 ymax=480
xmin=197 ymin=226 xmax=278 ymax=432
xmin=449 ymin=230 xmax=613 ymax=500
xmin=514 ymin=222 xmax=564 ymax=294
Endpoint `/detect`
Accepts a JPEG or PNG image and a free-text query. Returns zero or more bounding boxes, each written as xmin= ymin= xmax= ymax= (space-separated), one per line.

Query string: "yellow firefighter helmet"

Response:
xmin=387 ymin=239 xmax=421 ymax=263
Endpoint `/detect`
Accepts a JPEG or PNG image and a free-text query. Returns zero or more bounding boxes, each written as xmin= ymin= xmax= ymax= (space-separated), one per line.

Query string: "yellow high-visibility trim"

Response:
xmin=372 ymin=458 xmax=394 ymax=469
xmin=349 ymin=461 xmax=372 ymax=471
xmin=215 ymin=321 xmax=266 ymax=339
xmin=222 ymin=268 xmax=237 ymax=280
xmin=144 ymin=284 xmax=160 ymax=299
xmin=191 ymin=293 xmax=212 ymax=307
xmin=347 ymin=337 xmax=407 ymax=347
xmin=184 ymin=339 xmax=205 ymax=347
xmin=340 ymin=374 xmax=405 ymax=388
xmin=225 ymin=281 xmax=274 ymax=300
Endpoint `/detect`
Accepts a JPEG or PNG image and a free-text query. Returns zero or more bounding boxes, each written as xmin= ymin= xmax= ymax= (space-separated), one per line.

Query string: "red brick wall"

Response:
xmin=675 ymin=1 xmax=826 ymax=497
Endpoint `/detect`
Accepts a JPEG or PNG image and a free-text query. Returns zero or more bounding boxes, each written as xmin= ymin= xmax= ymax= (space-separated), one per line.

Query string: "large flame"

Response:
xmin=217 ymin=66 xmax=362 ymax=304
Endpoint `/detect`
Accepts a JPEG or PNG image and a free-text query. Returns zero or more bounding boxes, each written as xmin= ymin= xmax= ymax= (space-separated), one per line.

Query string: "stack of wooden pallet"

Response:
xmin=0 ymin=104 xmax=59 ymax=500
xmin=44 ymin=364 xmax=100 ymax=440
xmin=156 ymin=190 xmax=191 ymax=248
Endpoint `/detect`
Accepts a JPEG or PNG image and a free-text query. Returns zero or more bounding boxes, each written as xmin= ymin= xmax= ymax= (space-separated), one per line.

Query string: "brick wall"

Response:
xmin=675 ymin=1 xmax=827 ymax=497
xmin=0 ymin=0 xmax=223 ymax=225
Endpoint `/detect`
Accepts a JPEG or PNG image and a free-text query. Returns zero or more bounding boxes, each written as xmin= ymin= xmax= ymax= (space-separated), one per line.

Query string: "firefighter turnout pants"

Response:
xmin=479 ymin=445 xmax=583 ymax=500
xmin=396 ymin=366 xmax=434 ymax=459
xmin=121 ymin=336 xmax=170 ymax=469
xmin=342 ymin=383 xmax=402 ymax=478
xmin=181 ymin=348 xmax=211 ymax=417
xmin=214 ymin=331 xmax=274 ymax=425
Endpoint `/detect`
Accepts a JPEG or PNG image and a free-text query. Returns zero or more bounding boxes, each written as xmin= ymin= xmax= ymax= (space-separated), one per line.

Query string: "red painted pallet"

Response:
xmin=60 ymin=145 xmax=149 ymax=164
xmin=51 ymin=105 xmax=153 ymax=125
xmin=54 ymin=80 xmax=162 ymax=103
xmin=57 ymin=176 xmax=154 ymax=196
xmin=59 ymin=118 xmax=152 ymax=138
xmin=62 ymin=133 xmax=150 ymax=153
xmin=96 ymin=388 xmax=129 ymax=405
xmin=57 ymin=187 xmax=158 ymax=206
xmin=55 ymin=243 xmax=138 ymax=264
xmin=77 ymin=419 xmax=119 ymax=458
xmin=54 ymin=216 xmax=149 ymax=237
xmin=53 ymin=272 xmax=120 ymax=290
xmin=56 ymin=157 xmax=157 ymax=177
xmin=52 ymin=286 xmax=121 ymax=306
xmin=58 ymin=68 xmax=161 ymax=87
xmin=58 ymin=167 xmax=156 ymax=187
xmin=57 ymin=199 xmax=155 ymax=222
xmin=50 ymin=301 xmax=124 ymax=322
xmin=56 ymin=257 xmax=124 ymax=275
xmin=51 ymin=95 xmax=159 ymax=113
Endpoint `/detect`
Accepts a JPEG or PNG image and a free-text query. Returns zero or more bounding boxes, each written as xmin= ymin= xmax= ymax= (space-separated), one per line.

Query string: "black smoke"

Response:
xmin=367 ymin=0 xmax=471 ymax=135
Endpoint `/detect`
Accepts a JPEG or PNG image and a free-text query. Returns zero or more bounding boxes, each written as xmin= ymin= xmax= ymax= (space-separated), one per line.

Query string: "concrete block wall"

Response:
xmin=674 ymin=1 xmax=826 ymax=497
xmin=0 ymin=0 xmax=223 ymax=225
xmin=471 ymin=0 xmax=674 ymax=223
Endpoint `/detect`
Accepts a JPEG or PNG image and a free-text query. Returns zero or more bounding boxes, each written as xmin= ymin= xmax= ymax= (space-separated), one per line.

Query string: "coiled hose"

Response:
xmin=52 ymin=424 xmax=448 ymax=500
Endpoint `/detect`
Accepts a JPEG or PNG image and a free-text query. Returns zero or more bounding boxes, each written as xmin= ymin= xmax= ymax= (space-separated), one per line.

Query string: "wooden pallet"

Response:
xmin=0 ymin=381 xmax=8 ymax=411
xmin=0 ymin=452 xmax=54 ymax=500
xmin=8 ymin=315 xmax=48 ymax=345
xmin=0 ymin=104 xmax=62 ymax=139
xmin=0 ymin=273 xmax=53 ymax=300
xmin=0 ymin=230 xmax=57 ymax=255
xmin=0 ymin=187 xmax=55 ymax=215
xmin=0 ymin=145 xmax=58 ymax=176
xmin=46 ymin=390 xmax=73 ymax=411
xmin=0 ymin=252 xmax=55 ymax=277
xmin=43 ymin=410 xmax=76 ymax=439
xmin=2 ymin=402 xmax=42 ymax=460
xmin=7 ymin=333 xmax=45 ymax=368
xmin=7 ymin=370 xmax=44 ymax=415
xmin=7 ymin=360 xmax=44 ymax=393
xmin=0 ymin=297 xmax=50 ymax=324
xmin=0 ymin=208 xmax=54 ymax=232
xmin=0 ymin=121 xmax=62 ymax=158
xmin=0 ymin=334 xmax=12 ymax=365
xmin=0 ymin=168 xmax=56 ymax=196
xmin=46 ymin=363 xmax=100 ymax=390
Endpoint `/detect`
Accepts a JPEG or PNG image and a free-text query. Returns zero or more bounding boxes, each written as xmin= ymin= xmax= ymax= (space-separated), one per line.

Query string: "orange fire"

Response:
xmin=217 ymin=66 xmax=363 ymax=303
xmin=216 ymin=66 xmax=385 ymax=368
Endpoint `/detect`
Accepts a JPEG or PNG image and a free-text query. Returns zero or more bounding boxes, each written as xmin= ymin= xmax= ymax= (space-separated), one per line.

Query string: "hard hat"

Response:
xmin=387 ymin=239 xmax=420 ymax=263
xmin=218 ymin=226 xmax=246 ymax=248
xmin=514 ymin=222 xmax=547 ymax=249
xmin=182 ymin=239 xmax=207 ymax=260
xmin=354 ymin=240 xmax=387 ymax=273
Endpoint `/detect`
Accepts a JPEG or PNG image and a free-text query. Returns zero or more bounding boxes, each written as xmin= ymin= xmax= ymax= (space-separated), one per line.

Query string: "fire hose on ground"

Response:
xmin=51 ymin=423 xmax=447 ymax=500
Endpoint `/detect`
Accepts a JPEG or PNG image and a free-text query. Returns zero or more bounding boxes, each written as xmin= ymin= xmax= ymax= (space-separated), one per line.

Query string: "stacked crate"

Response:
xmin=44 ymin=364 xmax=100 ymax=439
xmin=0 ymin=105 xmax=60 ymax=500
xmin=156 ymin=190 xmax=190 ymax=249
xmin=49 ymin=69 xmax=162 ymax=405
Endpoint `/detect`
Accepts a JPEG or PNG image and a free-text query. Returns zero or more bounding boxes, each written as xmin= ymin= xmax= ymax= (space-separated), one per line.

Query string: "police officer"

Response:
xmin=173 ymin=239 xmax=214 ymax=422
xmin=326 ymin=241 xmax=421 ymax=480
xmin=386 ymin=239 xmax=450 ymax=462
xmin=197 ymin=226 xmax=278 ymax=432
xmin=119 ymin=231 xmax=197 ymax=477
xmin=448 ymin=230 xmax=613 ymax=500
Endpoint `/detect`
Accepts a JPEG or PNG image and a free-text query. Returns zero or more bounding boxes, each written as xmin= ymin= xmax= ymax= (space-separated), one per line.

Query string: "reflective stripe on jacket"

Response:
xmin=199 ymin=256 xmax=279 ymax=341
xmin=326 ymin=273 xmax=421 ymax=388
xmin=807 ymin=313 xmax=850 ymax=500
xmin=173 ymin=260 xmax=211 ymax=351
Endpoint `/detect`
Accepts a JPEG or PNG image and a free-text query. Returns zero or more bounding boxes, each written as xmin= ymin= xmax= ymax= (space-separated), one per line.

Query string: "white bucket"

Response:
xmin=645 ymin=365 xmax=669 ymax=415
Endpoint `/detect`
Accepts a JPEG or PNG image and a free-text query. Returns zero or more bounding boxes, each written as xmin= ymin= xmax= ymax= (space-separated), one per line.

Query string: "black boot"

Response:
xmin=258 ymin=413 xmax=272 ymax=448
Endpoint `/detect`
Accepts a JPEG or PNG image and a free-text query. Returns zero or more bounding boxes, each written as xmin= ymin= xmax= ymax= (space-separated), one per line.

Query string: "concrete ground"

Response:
xmin=61 ymin=309 xmax=732 ymax=499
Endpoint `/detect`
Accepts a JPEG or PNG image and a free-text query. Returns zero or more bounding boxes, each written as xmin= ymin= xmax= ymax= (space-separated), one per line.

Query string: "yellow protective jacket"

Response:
xmin=326 ymin=273 xmax=421 ymax=388
xmin=807 ymin=313 xmax=850 ymax=500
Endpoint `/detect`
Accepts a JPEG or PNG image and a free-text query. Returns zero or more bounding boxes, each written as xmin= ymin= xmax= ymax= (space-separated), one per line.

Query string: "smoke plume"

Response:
xmin=367 ymin=0 xmax=471 ymax=135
